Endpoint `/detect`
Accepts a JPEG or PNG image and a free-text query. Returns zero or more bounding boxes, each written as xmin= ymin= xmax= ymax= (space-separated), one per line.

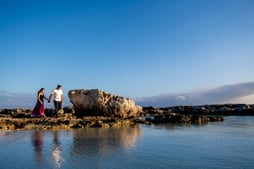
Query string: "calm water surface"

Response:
xmin=0 ymin=116 xmax=254 ymax=169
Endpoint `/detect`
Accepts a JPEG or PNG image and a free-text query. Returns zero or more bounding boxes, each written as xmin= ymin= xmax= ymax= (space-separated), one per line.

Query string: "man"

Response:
xmin=49 ymin=85 xmax=64 ymax=117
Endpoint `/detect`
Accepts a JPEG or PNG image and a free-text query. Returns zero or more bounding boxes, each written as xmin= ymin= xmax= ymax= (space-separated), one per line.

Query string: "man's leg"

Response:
xmin=58 ymin=101 xmax=62 ymax=110
xmin=54 ymin=100 xmax=59 ymax=117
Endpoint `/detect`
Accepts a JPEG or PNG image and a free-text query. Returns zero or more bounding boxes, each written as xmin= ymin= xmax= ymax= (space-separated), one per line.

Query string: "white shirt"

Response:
xmin=51 ymin=89 xmax=63 ymax=102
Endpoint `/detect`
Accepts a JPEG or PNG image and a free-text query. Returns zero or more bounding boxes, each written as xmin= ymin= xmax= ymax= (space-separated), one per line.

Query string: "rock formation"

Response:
xmin=142 ymin=104 xmax=254 ymax=116
xmin=68 ymin=89 xmax=142 ymax=118
xmin=3 ymin=102 xmax=253 ymax=130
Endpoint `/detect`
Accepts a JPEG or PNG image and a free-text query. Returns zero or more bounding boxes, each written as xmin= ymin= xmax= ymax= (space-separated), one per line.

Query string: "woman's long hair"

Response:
xmin=38 ymin=88 xmax=45 ymax=96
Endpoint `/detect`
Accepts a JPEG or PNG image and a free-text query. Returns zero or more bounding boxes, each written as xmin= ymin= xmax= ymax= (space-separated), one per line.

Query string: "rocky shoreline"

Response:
xmin=1 ymin=103 xmax=253 ymax=130
xmin=0 ymin=107 xmax=136 ymax=130
xmin=143 ymin=104 xmax=254 ymax=116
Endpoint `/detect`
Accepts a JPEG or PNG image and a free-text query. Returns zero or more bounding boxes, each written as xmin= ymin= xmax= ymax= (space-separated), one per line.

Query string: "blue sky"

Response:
xmin=0 ymin=0 xmax=254 ymax=108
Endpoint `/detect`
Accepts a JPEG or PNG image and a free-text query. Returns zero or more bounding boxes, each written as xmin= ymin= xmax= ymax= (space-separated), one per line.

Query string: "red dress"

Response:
xmin=31 ymin=94 xmax=45 ymax=117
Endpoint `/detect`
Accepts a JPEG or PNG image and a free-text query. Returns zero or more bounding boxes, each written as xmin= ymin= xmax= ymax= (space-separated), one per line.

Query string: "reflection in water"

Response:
xmin=3 ymin=117 xmax=254 ymax=169
xmin=31 ymin=130 xmax=44 ymax=163
xmin=71 ymin=125 xmax=142 ymax=157
xmin=52 ymin=131 xmax=62 ymax=169
xmin=29 ymin=125 xmax=142 ymax=168
xmin=154 ymin=123 xmax=192 ymax=130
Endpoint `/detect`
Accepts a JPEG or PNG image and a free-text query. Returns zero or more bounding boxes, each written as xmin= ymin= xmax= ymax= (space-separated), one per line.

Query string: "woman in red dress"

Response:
xmin=31 ymin=88 xmax=49 ymax=118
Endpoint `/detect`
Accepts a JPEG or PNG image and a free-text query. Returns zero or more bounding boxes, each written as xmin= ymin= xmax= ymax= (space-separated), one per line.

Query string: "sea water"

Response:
xmin=0 ymin=116 xmax=254 ymax=169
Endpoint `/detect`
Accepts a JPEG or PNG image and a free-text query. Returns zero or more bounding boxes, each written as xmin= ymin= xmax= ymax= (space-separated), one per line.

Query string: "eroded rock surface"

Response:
xmin=68 ymin=89 xmax=142 ymax=118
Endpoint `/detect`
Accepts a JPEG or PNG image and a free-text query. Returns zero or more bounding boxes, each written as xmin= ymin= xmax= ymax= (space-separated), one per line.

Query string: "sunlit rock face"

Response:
xmin=68 ymin=89 xmax=142 ymax=118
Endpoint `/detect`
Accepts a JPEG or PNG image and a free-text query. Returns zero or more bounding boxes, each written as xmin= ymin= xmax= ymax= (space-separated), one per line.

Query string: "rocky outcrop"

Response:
xmin=142 ymin=104 xmax=254 ymax=116
xmin=68 ymin=89 xmax=142 ymax=118
xmin=0 ymin=116 xmax=135 ymax=130
xmin=0 ymin=106 xmax=225 ymax=130
xmin=6 ymin=103 xmax=254 ymax=130
xmin=0 ymin=107 xmax=74 ymax=118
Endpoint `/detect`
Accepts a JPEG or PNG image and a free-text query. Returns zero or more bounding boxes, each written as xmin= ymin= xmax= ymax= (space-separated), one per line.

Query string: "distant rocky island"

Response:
xmin=1 ymin=89 xmax=253 ymax=130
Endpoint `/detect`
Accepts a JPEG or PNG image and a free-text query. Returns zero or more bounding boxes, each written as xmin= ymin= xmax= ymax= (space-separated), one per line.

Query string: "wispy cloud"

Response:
xmin=135 ymin=82 xmax=254 ymax=107
xmin=1 ymin=82 xmax=254 ymax=108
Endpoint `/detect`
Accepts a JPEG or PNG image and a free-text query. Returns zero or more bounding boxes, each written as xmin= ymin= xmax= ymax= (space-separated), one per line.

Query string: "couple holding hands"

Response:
xmin=31 ymin=85 xmax=64 ymax=118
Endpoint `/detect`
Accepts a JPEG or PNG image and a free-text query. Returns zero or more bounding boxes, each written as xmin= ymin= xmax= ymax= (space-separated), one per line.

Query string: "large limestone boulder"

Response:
xmin=68 ymin=89 xmax=142 ymax=118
